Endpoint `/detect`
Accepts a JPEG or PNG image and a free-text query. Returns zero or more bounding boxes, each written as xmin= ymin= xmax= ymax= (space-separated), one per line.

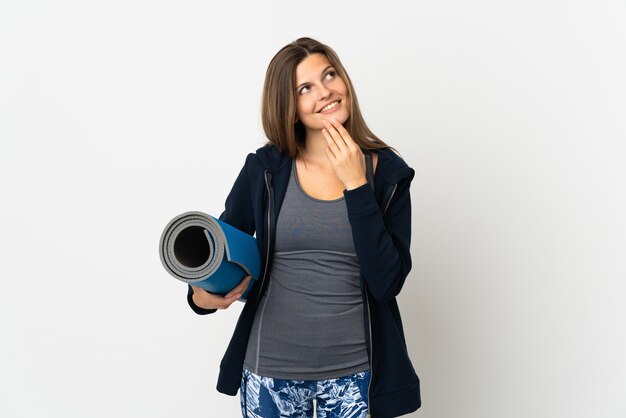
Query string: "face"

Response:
xmin=294 ymin=53 xmax=350 ymax=134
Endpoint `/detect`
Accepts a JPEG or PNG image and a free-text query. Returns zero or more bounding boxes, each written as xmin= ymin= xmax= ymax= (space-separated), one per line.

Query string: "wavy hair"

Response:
xmin=261 ymin=37 xmax=393 ymax=158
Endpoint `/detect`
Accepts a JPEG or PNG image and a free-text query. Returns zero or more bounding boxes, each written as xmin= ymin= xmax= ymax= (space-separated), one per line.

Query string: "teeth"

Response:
xmin=321 ymin=101 xmax=339 ymax=112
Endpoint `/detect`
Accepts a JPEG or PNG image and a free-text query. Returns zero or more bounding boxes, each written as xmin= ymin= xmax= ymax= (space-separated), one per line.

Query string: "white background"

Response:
xmin=1 ymin=1 xmax=625 ymax=417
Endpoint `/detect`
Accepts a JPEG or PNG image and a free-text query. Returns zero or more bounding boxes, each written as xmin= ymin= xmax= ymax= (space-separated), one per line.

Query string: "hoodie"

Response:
xmin=187 ymin=143 xmax=421 ymax=418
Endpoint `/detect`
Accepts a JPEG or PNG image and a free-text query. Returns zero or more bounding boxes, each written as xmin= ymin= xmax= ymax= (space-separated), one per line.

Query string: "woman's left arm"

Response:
xmin=344 ymin=179 xmax=413 ymax=303
xmin=322 ymin=118 xmax=413 ymax=303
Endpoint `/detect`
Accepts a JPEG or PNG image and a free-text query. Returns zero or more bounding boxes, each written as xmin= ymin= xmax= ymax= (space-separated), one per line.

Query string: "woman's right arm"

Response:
xmin=186 ymin=153 xmax=257 ymax=315
xmin=187 ymin=275 xmax=252 ymax=314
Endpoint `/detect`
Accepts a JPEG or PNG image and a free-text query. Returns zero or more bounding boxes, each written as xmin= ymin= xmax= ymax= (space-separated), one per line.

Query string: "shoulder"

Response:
xmin=247 ymin=143 xmax=291 ymax=172
xmin=372 ymin=147 xmax=414 ymax=184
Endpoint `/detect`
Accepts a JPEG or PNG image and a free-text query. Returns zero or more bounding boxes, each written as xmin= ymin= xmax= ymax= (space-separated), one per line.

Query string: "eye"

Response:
xmin=298 ymin=71 xmax=337 ymax=95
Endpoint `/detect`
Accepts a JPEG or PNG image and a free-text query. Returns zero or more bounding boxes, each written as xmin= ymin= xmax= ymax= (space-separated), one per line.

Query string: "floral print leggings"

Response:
xmin=240 ymin=368 xmax=371 ymax=418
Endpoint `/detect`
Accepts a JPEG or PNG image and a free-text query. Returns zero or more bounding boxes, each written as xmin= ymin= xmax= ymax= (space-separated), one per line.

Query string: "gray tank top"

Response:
xmin=243 ymin=159 xmax=370 ymax=380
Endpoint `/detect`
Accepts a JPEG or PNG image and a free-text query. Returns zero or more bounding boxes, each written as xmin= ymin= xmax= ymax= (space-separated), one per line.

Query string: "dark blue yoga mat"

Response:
xmin=159 ymin=211 xmax=259 ymax=301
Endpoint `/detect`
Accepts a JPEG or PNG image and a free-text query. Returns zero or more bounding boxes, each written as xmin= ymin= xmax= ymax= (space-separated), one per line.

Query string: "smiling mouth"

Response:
xmin=318 ymin=100 xmax=341 ymax=113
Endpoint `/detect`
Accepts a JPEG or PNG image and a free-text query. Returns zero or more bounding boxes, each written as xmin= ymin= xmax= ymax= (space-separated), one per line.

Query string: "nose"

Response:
xmin=317 ymin=83 xmax=331 ymax=100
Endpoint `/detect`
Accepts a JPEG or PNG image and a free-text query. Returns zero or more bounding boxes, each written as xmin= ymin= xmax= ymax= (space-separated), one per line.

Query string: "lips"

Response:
xmin=317 ymin=99 xmax=341 ymax=113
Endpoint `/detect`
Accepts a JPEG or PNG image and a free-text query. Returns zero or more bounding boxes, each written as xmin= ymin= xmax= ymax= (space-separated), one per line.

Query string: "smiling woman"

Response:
xmin=260 ymin=38 xmax=394 ymax=159
xmin=295 ymin=57 xmax=348 ymax=124
xmin=187 ymin=37 xmax=421 ymax=418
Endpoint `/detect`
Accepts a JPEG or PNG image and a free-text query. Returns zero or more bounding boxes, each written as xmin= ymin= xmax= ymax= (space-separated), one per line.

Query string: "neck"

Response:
xmin=298 ymin=129 xmax=330 ymax=167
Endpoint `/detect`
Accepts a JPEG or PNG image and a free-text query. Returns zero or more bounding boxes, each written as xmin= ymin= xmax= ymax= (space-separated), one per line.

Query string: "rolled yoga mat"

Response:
xmin=159 ymin=211 xmax=260 ymax=301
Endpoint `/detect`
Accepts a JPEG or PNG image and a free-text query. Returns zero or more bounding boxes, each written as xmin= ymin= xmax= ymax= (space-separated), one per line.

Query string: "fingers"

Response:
xmin=323 ymin=118 xmax=357 ymax=151
xmin=225 ymin=275 xmax=252 ymax=299
xmin=210 ymin=293 xmax=239 ymax=310
xmin=219 ymin=292 xmax=242 ymax=309
xmin=321 ymin=118 xmax=367 ymax=189
xmin=328 ymin=118 xmax=357 ymax=149
xmin=208 ymin=289 xmax=242 ymax=309
xmin=322 ymin=121 xmax=346 ymax=157
xmin=191 ymin=275 xmax=252 ymax=310
xmin=219 ymin=276 xmax=251 ymax=308
xmin=322 ymin=129 xmax=339 ymax=160
xmin=324 ymin=139 xmax=338 ymax=162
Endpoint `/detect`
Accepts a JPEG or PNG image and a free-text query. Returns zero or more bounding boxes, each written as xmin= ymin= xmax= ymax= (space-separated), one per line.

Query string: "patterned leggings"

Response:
xmin=240 ymin=368 xmax=371 ymax=418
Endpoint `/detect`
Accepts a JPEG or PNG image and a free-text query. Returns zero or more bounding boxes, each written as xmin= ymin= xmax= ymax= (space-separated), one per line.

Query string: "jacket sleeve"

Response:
xmin=217 ymin=153 xmax=256 ymax=235
xmin=343 ymin=177 xmax=414 ymax=303
xmin=187 ymin=153 xmax=257 ymax=315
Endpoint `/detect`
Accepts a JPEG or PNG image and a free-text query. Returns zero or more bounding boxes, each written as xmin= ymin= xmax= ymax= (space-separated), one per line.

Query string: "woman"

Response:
xmin=188 ymin=37 xmax=421 ymax=418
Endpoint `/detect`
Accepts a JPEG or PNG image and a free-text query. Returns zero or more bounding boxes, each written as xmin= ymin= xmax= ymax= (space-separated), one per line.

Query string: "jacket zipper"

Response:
xmin=365 ymin=183 xmax=398 ymax=418
xmin=382 ymin=184 xmax=398 ymax=215
xmin=256 ymin=170 xmax=273 ymax=302
xmin=247 ymin=170 xmax=275 ymax=374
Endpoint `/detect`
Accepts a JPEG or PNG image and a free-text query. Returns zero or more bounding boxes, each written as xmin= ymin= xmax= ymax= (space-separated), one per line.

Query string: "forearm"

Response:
xmin=344 ymin=183 xmax=413 ymax=302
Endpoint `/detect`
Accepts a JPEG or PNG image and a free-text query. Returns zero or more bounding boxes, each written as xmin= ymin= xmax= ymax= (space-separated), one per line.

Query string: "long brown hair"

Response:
xmin=261 ymin=37 xmax=393 ymax=158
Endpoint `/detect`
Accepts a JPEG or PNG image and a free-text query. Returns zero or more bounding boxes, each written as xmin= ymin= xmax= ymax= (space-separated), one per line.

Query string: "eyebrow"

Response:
xmin=296 ymin=65 xmax=335 ymax=90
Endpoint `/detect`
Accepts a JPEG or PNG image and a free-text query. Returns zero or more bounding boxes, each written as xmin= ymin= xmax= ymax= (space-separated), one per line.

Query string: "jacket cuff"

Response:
xmin=343 ymin=183 xmax=379 ymax=216
xmin=217 ymin=366 xmax=243 ymax=395
xmin=187 ymin=285 xmax=217 ymax=315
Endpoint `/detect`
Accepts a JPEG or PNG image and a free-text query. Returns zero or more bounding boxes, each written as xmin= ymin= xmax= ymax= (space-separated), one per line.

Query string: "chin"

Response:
xmin=321 ymin=112 xmax=349 ymax=123
xmin=336 ymin=114 xmax=349 ymax=125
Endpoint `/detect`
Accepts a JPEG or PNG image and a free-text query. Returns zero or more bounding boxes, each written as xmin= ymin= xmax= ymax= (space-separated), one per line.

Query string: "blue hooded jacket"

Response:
xmin=187 ymin=144 xmax=421 ymax=418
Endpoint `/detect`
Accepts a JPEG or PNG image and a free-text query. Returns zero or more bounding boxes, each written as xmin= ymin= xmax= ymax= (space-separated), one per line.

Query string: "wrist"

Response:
xmin=344 ymin=177 xmax=368 ymax=191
